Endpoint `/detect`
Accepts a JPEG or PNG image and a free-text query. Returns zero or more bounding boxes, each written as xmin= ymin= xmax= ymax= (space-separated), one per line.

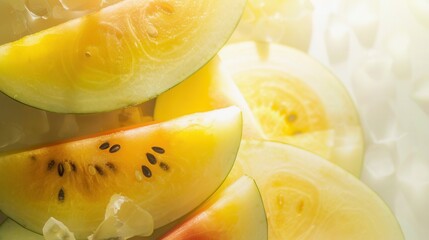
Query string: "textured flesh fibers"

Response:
xmin=219 ymin=41 xmax=364 ymax=177
xmin=0 ymin=0 xmax=246 ymax=113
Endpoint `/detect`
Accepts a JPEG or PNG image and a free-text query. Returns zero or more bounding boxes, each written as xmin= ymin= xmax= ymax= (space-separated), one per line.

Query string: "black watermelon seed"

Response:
xmin=99 ymin=142 xmax=110 ymax=150
xmin=58 ymin=188 xmax=65 ymax=202
xmin=47 ymin=160 xmax=56 ymax=170
xmin=105 ymin=162 xmax=116 ymax=171
xmin=30 ymin=155 xmax=37 ymax=161
xmin=152 ymin=146 xmax=165 ymax=154
xmin=94 ymin=165 xmax=104 ymax=176
xmin=141 ymin=165 xmax=152 ymax=178
xmin=109 ymin=144 xmax=121 ymax=153
xmin=70 ymin=162 xmax=77 ymax=172
xmin=159 ymin=162 xmax=170 ymax=171
xmin=146 ymin=153 xmax=157 ymax=165
xmin=57 ymin=163 xmax=65 ymax=177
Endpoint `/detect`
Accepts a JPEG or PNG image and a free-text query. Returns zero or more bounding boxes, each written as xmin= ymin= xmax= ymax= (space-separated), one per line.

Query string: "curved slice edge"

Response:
xmin=0 ymin=0 xmax=247 ymax=113
xmin=230 ymin=140 xmax=403 ymax=240
xmin=219 ymin=41 xmax=365 ymax=177
xmin=160 ymin=175 xmax=268 ymax=240
xmin=0 ymin=106 xmax=243 ymax=238
xmin=0 ymin=219 xmax=44 ymax=240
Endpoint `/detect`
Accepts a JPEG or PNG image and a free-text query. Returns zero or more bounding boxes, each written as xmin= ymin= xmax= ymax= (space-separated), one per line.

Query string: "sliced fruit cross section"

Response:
xmin=0 ymin=0 xmax=246 ymax=113
xmin=0 ymin=107 xmax=242 ymax=239
xmin=228 ymin=140 xmax=404 ymax=240
xmin=154 ymin=56 xmax=264 ymax=139
xmin=160 ymin=176 xmax=268 ymax=240
xmin=219 ymin=41 xmax=365 ymax=177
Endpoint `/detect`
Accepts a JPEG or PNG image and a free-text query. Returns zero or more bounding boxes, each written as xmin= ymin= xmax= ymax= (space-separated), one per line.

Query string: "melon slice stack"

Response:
xmin=0 ymin=0 xmax=404 ymax=239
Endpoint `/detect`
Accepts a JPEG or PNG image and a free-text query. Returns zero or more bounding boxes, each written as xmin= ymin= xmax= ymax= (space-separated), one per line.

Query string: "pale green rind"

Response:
xmin=0 ymin=219 xmax=44 ymax=240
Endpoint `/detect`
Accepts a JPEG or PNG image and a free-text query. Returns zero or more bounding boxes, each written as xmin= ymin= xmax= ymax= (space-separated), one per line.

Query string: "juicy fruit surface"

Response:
xmin=0 ymin=0 xmax=246 ymax=113
xmin=219 ymin=41 xmax=364 ymax=177
xmin=0 ymin=107 xmax=242 ymax=239
xmin=154 ymin=56 xmax=263 ymax=139
xmin=229 ymin=140 xmax=404 ymax=240
xmin=160 ymin=176 xmax=267 ymax=240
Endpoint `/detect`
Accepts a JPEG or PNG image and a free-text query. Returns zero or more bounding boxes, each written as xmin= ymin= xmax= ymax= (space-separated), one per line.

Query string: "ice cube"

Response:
xmin=387 ymin=32 xmax=412 ymax=79
xmin=57 ymin=115 xmax=80 ymax=139
xmin=363 ymin=144 xmax=396 ymax=179
xmin=412 ymin=75 xmax=429 ymax=116
xmin=363 ymin=103 xmax=405 ymax=144
xmin=231 ymin=0 xmax=314 ymax=50
xmin=0 ymin=1 xmax=29 ymax=45
xmin=43 ymin=217 xmax=76 ymax=240
xmin=24 ymin=0 xmax=50 ymax=19
xmin=408 ymin=0 xmax=429 ymax=28
xmin=394 ymin=192 xmax=427 ymax=240
xmin=0 ymin=93 xmax=50 ymax=149
xmin=397 ymin=151 xmax=429 ymax=222
xmin=344 ymin=0 xmax=380 ymax=48
xmin=89 ymin=195 xmax=153 ymax=240
xmin=0 ymin=122 xmax=23 ymax=149
xmin=325 ymin=14 xmax=351 ymax=63
xmin=361 ymin=143 xmax=397 ymax=207
xmin=43 ymin=114 xmax=79 ymax=143
xmin=351 ymin=53 xmax=395 ymax=106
